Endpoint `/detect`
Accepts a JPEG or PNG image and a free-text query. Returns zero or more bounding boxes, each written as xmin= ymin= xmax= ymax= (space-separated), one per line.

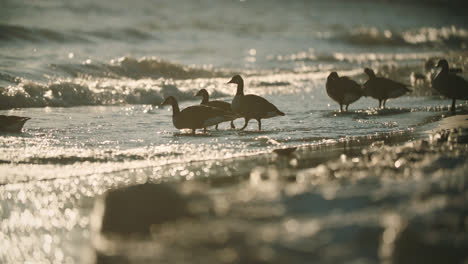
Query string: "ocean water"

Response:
xmin=1 ymin=0 xmax=468 ymax=263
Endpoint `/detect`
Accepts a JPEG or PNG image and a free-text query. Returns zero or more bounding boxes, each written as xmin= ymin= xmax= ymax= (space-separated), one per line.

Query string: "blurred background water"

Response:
xmin=1 ymin=0 xmax=468 ymax=263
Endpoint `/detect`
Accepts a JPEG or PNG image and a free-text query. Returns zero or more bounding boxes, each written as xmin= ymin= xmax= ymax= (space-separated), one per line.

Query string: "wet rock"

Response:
xmin=273 ymin=147 xmax=298 ymax=156
xmin=392 ymin=219 xmax=468 ymax=264
xmin=94 ymin=183 xmax=193 ymax=236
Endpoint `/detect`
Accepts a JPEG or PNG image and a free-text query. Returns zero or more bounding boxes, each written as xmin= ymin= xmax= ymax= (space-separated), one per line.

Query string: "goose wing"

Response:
xmin=241 ymin=95 xmax=284 ymax=116
xmin=338 ymin=77 xmax=363 ymax=96
xmin=362 ymin=78 xmax=377 ymax=98
xmin=440 ymin=74 xmax=468 ymax=99
xmin=326 ymin=78 xmax=343 ymax=101
xmin=177 ymin=105 xmax=236 ymax=129
xmin=377 ymin=77 xmax=411 ymax=98
xmin=337 ymin=77 xmax=363 ymax=104
xmin=450 ymin=74 xmax=468 ymax=99
xmin=204 ymin=100 xmax=233 ymax=112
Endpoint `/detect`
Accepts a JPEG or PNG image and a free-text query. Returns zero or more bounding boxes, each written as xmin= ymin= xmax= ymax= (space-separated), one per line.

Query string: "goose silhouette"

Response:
xmin=326 ymin=72 xmax=363 ymax=112
xmin=161 ymin=96 xmax=236 ymax=134
xmin=0 ymin=115 xmax=30 ymax=133
xmin=228 ymin=75 xmax=285 ymax=131
xmin=363 ymin=68 xmax=411 ymax=108
xmin=195 ymin=89 xmax=237 ymax=130
xmin=432 ymin=59 xmax=468 ymax=112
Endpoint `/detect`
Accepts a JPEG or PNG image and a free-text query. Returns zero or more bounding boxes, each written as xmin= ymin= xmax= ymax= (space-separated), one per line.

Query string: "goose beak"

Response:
xmin=227 ymin=79 xmax=234 ymax=84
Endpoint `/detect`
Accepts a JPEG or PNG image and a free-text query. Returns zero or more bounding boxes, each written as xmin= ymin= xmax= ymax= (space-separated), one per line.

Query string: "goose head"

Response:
xmin=161 ymin=96 xmax=176 ymax=106
xmin=195 ymin=89 xmax=208 ymax=97
xmin=436 ymin=59 xmax=449 ymax=71
xmin=227 ymin=75 xmax=244 ymax=85
xmin=161 ymin=96 xmax=180 ymax=114
xmin=228 ymin=75 xmax=245 ymax=95
xmin=195 ymin=89 xmax=209 ymax=103
xmin=327 ymin=72 xmax=339 ymax=81
xmin=364 ymin=68 xmax=376 ymax=79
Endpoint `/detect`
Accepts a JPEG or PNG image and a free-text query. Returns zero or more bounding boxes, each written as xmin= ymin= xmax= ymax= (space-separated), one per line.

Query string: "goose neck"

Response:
xmin=440 ymin=65 xmax=449 ymax=74
xmin=201 ymin=93 xmax=209 ymax=104
xmin=235 ymin=82 xmax=244 ymax=96
xmin=170 ymin=101 xmax=180 ymax=114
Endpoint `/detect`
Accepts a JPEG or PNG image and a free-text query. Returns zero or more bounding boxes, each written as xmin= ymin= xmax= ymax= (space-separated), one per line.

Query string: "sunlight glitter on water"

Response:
xmin=1 ymin=0 xmax=468 ymax=263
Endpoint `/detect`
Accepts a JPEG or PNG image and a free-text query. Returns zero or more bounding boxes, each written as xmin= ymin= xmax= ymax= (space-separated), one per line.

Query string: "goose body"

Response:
xmin=195 ymin=89 xmax=236 ymax=129
xmin=326 ymin=72 xmax=363 ymax=112
xmin=228 ymin=75 xmax=285 ymax=131
xmin=161 ymin=96 xmax=236 ymax=134
xmin=363 ymin=68 xmax=411 ymax=108
xmin=0 ymin=115 xmax=30 ymax=133
xmin=432 ymin=59 xmax=468 ymax=112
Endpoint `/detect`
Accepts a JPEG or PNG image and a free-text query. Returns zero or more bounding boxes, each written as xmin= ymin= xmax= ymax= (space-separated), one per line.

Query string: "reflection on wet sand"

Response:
xmin=88 ymin=116 xmax=468 ymax=264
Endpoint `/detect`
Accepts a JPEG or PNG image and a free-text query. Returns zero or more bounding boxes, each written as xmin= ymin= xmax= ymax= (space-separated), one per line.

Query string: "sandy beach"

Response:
xmin=86 ymin=114 xmax=468 ymax=264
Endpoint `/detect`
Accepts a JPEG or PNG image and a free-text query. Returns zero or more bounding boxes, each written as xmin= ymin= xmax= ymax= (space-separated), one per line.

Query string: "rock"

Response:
xmin=94 ymin=183 xmax=192 ymax=236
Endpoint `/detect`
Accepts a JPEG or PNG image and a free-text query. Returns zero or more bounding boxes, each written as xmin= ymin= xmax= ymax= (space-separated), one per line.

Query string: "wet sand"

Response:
xmin=437 ymin=114 xmax=468 ymax=130
xmin=90 ymin=115 xmax=468 ymax=264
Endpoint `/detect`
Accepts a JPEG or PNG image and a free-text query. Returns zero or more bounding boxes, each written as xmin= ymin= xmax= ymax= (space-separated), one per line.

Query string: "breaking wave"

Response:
xmin=50 ymin=56 xmax=228 ymax=80
xmin=0 ymin=56 xmax=234 ymax=109
xmin=337 ymin=26 xmax=468 ymax=48
xmin=0 ymin=79 xmax=230 ymax=110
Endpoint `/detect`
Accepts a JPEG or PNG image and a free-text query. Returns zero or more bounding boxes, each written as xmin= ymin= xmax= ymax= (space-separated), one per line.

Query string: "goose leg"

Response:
xmin=240 ymin=118 xmax=249 ymax=130
xmin=339 ymin=104 xmax=343 ymax=112
xmin=215 ymin=124 xmax=219 ymax=131
xmin=378 ymin=99 xmax=382 ymax=109
xmin=230 ymin=121 xmax=235 ymax=129
xmin=345 ymin=105 xmax=349 ymax=111
xmin=451 ymin=98 xmax=456 ymax=112
xmin=383 ymin=99 xmax=387 ymax=109
xmin=257 ymin=119 xmax=262 ymax=131
xmin=192 ymin=129 xmax=196 ymax=135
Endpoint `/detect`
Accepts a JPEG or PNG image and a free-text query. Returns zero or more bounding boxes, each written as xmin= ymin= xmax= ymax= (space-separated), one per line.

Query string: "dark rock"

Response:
xmin=97 ymin=183 xmax=192 ymax=236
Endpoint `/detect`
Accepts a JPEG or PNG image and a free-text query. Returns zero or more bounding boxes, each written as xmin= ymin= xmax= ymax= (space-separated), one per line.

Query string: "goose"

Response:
xmin=161 ymin=96 xmax=236 ymax=134
xmin=0 ymin=115 xmax=30 ymax=133
xmin=363 ymin=68 xmax=411 ymax=108
xmin=425 ymin=58 xmax=462 ymax=74
xmin=326 ymin=72 xmax=363 ymax=112
xmin=432 ymin=59 xmax=468 ymax=112
xmin=227 ymin=75 xmax=285 ymax=131
xmin=195 ymin=89 xmax=236 ymax=130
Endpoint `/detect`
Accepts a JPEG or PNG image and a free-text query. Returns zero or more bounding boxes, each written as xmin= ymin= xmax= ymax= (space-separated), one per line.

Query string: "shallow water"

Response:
xmin=0 ymin=94 xmax=457 ymax=184
xmin=1 ymin=0 xmax=468 ymax=263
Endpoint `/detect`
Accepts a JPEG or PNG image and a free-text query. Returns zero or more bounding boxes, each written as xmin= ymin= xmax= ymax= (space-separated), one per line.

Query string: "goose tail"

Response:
xmin=277 ymin=110 xmax=285 ymax=116
xmin=404 ymin=85 xmax=412 ymax=93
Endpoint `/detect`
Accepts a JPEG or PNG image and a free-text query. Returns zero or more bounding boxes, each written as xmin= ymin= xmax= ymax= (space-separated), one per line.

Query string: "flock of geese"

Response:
xmin=161 ymin=58 xmax=467 ymax=134
xmin=162 ymin=74 xmax=285 ymax=134
xmin=326 ymin=67 xmax=411 ymax=112
xmin=0 ymin=59 xmax=467 ymax=134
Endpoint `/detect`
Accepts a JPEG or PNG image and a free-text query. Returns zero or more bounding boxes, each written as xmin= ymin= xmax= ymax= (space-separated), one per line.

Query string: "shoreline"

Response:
xmin=89 ymin=114 xmax=468 ymax=263
xmin=1 ymin=114 xmax=467 ymax=264
xmin=0 ymin=112 xmax=459 ymax=187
